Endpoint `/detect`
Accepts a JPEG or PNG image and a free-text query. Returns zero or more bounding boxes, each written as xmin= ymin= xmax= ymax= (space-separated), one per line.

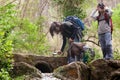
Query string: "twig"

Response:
xmin=39 ymin=30 xmax=49 ymax=42
xmin=87 ymin=35 xmax=97 ymax=40
xmin=84 ymin=35 xmax=100 ymax=46
xmin=84 ymin=40 xmax=100 ymax=47
xmin=21 ymin=0 xmax=30 ymax=19
xmin=2 ymin=0 xmax=17 ymax=7
xmin=38 ymin=0 xmax=48 ymax=16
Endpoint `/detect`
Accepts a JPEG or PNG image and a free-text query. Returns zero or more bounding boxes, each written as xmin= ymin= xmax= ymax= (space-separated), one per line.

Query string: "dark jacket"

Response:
xmin=60 ymin=22 xmax=82 ymax=52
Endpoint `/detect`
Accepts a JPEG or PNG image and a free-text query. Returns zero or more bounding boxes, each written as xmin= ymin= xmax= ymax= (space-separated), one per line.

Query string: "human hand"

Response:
xmin=96 ymin=7 xmax=99 ymax=11
xmin=69 ymin=38 xmax=74 ymax=43
xmin=57 ymin=51 xmax=63 ymax=55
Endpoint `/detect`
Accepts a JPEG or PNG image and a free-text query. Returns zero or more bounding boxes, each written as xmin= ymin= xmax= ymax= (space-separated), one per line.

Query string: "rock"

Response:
xmin=89 ymin=59 xmax=120 ymax=80
xmin=110 ymin=69 xmax=120 ymax=80
xmin=108 ymin=60 xmax=120 ymax=69
xmin=53 ymin=61 xmax=90 ymax=80
xmin=12 ymin=53 xmax=120 ymax=80
xmin=24 ymin=75 xmax=41 ymax=80
xmin=53 ymin=59 xmax=120 ymax=80
xmin=13 ymin=53 xmax=67 ymax=72
xmin=10 ymin=62 xmax=42 ymax=78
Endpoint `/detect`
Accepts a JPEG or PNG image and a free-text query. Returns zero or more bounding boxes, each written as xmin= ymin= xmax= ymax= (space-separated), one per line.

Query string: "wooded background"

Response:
xmin=0 ymin=0 xmax=120 ymax=55
xmin=0 ymin=0 xmax=120 ymax=79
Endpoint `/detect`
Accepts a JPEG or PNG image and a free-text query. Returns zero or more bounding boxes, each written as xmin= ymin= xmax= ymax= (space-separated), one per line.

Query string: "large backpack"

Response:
xmin=64 ymin=16 xmax=85 ymax=31
xmin=97 ymin=12 xmax=113 ymax=34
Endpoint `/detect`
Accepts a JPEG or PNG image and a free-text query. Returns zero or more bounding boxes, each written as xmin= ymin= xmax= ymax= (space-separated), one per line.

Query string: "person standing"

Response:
xmin=91 ymin=2 xmax=113 ymax=60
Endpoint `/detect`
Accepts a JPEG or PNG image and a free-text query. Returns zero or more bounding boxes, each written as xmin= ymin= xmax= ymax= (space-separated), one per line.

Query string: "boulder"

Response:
xmin=90 ymin=59 xmax=120 ymax=80
xmin=53 ymin=61 xmax=90 ymax=80
xmin=13 ymin=53 xmax=67 ymax=71
xmin=53 ymin=59 xmax=120 ymax=80
xmin=12 ymin=53 xmax=120 ymax=80
xmin=10 ymin=62 xmax=42 ymax=78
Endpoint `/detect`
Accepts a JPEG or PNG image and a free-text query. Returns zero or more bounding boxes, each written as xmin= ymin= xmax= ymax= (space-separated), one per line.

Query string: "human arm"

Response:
xmin=58 ymin=37 xmax=73 ymax=55
xmin=60 ymin=36 xmax=67 ymax=52
xmin=90 ymin=9 xmax=98 ymax=20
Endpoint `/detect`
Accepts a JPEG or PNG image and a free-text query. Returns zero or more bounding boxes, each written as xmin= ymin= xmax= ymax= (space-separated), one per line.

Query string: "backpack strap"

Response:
xmin=97 ymin=12 xmax=109 ymax=23
xmin=104 ymin=12 xmax=110 ymax=25
xmin=96 ymin=12 xmax=101 ymax=25
xmin=110 ymin=18 xmax=113 ymax=34
xmin=97 ymin=12 xmax=113 ymax=34
xmin=104 ymin=12 xmax=113 ymax=34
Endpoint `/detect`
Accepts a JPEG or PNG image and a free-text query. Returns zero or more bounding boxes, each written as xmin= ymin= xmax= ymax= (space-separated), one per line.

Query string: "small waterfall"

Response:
xmin=35 ymin=62 xmax=60 ymax=80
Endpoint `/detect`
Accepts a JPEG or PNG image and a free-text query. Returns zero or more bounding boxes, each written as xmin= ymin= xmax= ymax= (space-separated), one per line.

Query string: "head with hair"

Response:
xmin=97 ymin=2 xmax=105 ymax=9
xmin=49 ymin=22 xmax=61 ymax=37
xmin=97 ymin=2 xmax=105 ymax=13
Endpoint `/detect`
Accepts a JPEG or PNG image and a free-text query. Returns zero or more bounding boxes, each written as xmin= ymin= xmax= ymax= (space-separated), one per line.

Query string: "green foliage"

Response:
xmin=0 ymin=69 xmax=12 ymax=80
xmin=83 ymin=49 xmax=92 ymax=63
xmin=13 ymin=75 xmax=25 ymax=80
xmin=0 ymin=3 xmax=49 ymax=79
xmin=114 ymin=50 xmax=120 ymax=60
xmin=94 ymin=48 xmax=102 ymax=60
xmin=0 ymin=4 xmax=17 ymax=79
xmin=86 ymin=21 xmax=98 ymax=37
xmin=53 ymin=0 xmax=86 ymax=19
xmin=112 ymin=4 xmax=120 ymax=29
xmin=53 ymin=0 xmax=97 ymax=19
xmin=12 ymin=17 xmax=49 ymax=54
xmin=112 ymin=4 xmax=120 ymax=59
xmin=83 ymin=47 xmax=102 ymax=63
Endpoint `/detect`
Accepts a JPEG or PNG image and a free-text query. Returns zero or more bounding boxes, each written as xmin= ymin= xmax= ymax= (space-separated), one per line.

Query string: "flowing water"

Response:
xmin=41 ymin=73 xmax=61 ymax=80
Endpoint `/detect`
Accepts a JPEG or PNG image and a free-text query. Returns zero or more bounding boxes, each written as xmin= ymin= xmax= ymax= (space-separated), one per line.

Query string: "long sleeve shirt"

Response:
xmin=91 ymin=8 xmax=113 ymax=34
xmin=60 ymin=21 xmax=78 ymax=52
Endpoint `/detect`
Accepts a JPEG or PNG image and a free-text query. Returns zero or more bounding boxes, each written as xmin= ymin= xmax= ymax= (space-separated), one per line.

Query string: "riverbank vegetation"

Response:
xmin=0 ymin=0 xmax=120 ymax=79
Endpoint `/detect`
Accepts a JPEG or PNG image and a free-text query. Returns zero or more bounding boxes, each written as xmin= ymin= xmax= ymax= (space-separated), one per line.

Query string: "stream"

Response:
xmin=41 ymin=73 xmax=61 ymax=80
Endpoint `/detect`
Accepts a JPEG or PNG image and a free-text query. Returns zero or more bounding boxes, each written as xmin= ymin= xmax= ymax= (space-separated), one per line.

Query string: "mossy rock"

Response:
xmin=53 ymin=62 xmax=90 ymax=80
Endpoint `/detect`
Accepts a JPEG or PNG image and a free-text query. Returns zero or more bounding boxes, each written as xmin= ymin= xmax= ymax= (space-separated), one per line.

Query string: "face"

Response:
xmin=97 ymin=6 xmax=104 ymax=12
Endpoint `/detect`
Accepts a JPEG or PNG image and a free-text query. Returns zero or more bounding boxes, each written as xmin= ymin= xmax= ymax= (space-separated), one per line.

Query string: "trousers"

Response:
xmin=98 ymin=32 xmax=113 ymax=59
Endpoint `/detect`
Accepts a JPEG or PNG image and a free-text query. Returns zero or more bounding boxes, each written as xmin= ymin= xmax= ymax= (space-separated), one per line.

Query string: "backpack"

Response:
xmin=97 ymin=12 xmax=113 ymax=34
xmin=64 ymin=16 xmax=85 ymax=31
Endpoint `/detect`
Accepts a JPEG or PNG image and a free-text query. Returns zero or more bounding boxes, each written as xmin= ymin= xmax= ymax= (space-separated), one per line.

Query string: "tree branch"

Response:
xmin=38 ymin=0 xmax=48 ymax=16
xmin=84 ymin=40 xmax=100 ymax=47
xmin=21 ymin=0 xmax=30 ymax=19
xmin=84 ymin=35 xmax=100 ymax=47
xmin=2 ymin=0 xmax=17 ymax=7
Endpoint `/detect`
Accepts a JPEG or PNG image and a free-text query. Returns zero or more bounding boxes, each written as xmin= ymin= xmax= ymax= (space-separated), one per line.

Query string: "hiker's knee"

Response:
xmin=106 ymin=42 xmax=112 ymax=48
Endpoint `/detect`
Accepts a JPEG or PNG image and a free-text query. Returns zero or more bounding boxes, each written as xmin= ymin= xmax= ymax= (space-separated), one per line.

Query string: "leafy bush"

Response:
xmin=0 ymin=69 xmax=12 ymax=80
xmin=112 ymin=4 xmax=120 ymax=59
xmin=12 ymin=17 xmax=49 ymax=55
xmin=112 ymin=4 xmax=120 ymax=29
xmin=114 ymin=51 xmax=120 ymax=60
xmin=0 ymin=4 xmax=17 ymax=79
xmin=53 ymin=0 xmax=97 ymax=20
xmin=53 ymin=0 xmax=86 ymax=19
